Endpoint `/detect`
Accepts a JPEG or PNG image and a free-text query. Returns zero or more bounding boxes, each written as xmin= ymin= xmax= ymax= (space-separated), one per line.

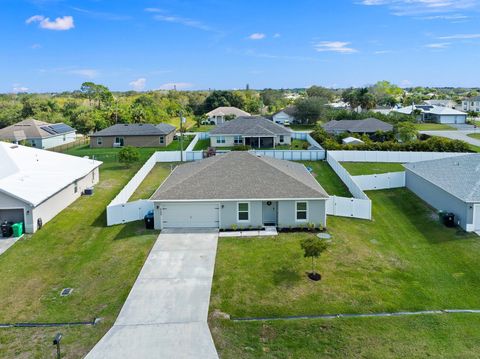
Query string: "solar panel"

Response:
xmin=50 ymin=123 xmax=74 ymax=134
xmin=40 ymin=126 xmax=57 ymax=135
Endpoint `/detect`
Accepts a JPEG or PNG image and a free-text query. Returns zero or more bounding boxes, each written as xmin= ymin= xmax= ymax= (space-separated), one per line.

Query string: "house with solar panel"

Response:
xmin=0 ymin=119 xmax=77 ymax=149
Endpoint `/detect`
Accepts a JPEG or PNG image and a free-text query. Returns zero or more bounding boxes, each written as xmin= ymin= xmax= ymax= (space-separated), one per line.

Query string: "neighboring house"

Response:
xmin=272 ymin=106 xmax=297 ymax=125
xmin=404 ymin=154 xmax=480 ymax=233
xmin=89 ymin=123 xmax=176 ymax=148
xmin=150 ymin=151 xmax=329 ymax=230
xmin=0 ymin=119 xmax=76 ymax=149
xmin=424 ymin=100 xmax=458 ymax=109
xmin=342 ymin=137 xmax=364 ymax=146
xmin=204 ymin=107 xmax=251 ymax=125
xmin=0 ymin=142 xmax=102 ymax=233
xmin=209 ymin=116 xmax=292 ymax=148
xmin=322 ymin=118 xmax=393 ymax=135
xmin=462 ymin=96 xmax=480 ymax=112
xmin=394 ymin=105 xmax=467 ymax=124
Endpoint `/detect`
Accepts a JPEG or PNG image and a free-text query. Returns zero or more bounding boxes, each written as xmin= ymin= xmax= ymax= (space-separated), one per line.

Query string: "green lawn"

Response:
xmin=469 ymin=144 xmax=480 ymax=153
xmin=129 ymin=163 xmax=174 ymax=201
xmin=299 ymin=161 xmax=351 ymax=197
xmin=209 ymin=188 xmax=480 ymax=357
xmin=468 ymin=133 xmax=480 ymax=140
xmin=187 ymin=124 xmax=215 ymax=132
xmin=414 ymin=123 xmax=457 ymax=131
xmin=289 ymin=124 xmax=316 ymax=131
xmin=341 ymin=162 xmax=405 ymax=176
xmin=193 ymin=138 xmax=211 ymax=151
xmin=0 ymin=147 xmax=161 ymax=358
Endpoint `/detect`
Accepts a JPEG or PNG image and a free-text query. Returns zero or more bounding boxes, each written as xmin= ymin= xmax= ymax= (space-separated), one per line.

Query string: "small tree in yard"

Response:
xmin=119 ymin=146 xmax=140 ymax=165
xmin=300 ymin=236 xmax=327 ymax=281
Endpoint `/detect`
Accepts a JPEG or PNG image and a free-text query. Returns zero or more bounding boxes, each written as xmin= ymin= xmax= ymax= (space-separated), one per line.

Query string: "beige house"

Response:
xmin=90 ymin=123 xmax=176 ymax=148
xmin=204 ymin=107 xmax=251 ymax=125
xmin=0 ymin=142 xmax=102 ymax=233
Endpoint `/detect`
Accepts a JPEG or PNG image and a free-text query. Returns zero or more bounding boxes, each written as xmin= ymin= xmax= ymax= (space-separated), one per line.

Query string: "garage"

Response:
xmin=0 ymin=209 xmax=24 ymax=224
xmin=160 ymin=203 xmax=219 ymax=229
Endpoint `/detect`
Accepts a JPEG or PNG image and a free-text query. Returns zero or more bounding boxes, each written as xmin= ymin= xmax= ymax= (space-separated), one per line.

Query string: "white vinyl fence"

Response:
xmin=353 ymin=172 xmax=406 ymax=191
xmin=329 ymin=150 xmax=467 ymax=163
xmin=107 ymin=200 xmax=154 ymax=226
xmin=253 ymin=150 xmax=326 ymax=161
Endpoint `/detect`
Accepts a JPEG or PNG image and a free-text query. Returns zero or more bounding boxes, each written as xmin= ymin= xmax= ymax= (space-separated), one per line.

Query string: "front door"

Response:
xmin=262 ymin=201 xmax=277 ymax=226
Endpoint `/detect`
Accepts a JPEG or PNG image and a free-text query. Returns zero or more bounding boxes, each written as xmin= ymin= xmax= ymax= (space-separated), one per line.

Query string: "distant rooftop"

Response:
xmin=0 ymin=119 xmax=75 ymax=141
xmin=322 ymin=118 xmax=393 ymax=133
xmin=395 ymin=104 xmax=467 ymax=116
xmin=205 ymin=107 xmax=251 ymax=117
xmin=210 ymin=116 xmax=292 ymax=136
xmin=90 ymin=123 xmax=176 ymax=137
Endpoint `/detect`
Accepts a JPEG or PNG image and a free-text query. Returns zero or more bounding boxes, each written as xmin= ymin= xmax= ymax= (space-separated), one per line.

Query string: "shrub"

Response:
xmin=119 ymin=146 xmax=140 ymax=164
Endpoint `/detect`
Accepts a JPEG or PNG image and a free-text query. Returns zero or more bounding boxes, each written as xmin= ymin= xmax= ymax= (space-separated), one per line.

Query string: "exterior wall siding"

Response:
xmin=210 ymin=135 xmax=292 ymax=148
xmin=405 ymin=170 xmax=472 ymax=230
xmin=90 ymin=133 xmax=174 ymax=148
xmin=219 ymin=201 xmax=263 ymax=229
xmin=277 ymin=200 xmax=327 ymax=228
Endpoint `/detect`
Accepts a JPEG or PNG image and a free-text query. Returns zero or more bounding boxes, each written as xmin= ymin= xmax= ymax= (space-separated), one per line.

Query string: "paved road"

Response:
xmin=86 ymin=229 xmax=219 ymax=359
xmin=420 ymin=130 xmax=480 ymax=147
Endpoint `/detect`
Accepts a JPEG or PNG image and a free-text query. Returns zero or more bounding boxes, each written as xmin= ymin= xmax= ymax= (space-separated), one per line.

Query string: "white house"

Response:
xmin=0 ymin=142 xmax=102 ymax=233
xmin=462 ymin=97 xmax=480 ymax=112
xmin=272 ymin=106 xmax=297 ymax=125
xmin=0 ymin=119 xmax=77 ymax=149
xmin=394 ymin=105 xmax=467 ymax=124
xmin=204 ymin=107 xmax=251 ymax=125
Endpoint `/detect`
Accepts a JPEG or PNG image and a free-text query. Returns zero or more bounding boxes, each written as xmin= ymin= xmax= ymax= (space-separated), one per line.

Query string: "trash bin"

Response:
xmin=1 ymin=222 xmax=13 ymax=238
xmin=12 ymin=222 xmax=23 ymax=237
xmin=144 ymin=210 xmax=155 ymax=229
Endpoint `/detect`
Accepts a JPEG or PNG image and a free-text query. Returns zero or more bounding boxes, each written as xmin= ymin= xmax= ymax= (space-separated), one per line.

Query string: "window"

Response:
xmin=237 ymin=202 xmax=250 ymax=222
xmin=115 ymin=137 xmax=124 ymax=146
xmin=159 ymin=136 xmax=164 ymax=144
xmin=63 ymin=134 xmax=66 ymax=141
xmin=234 ymin=136 xmax=242 ymax=145
xmin=74 ymin=181 xmax=78 ymax=194
xmin=296 ymin=201 xmax=308 ymax=221
xmin=279 ymin=135 xmax=284 ymax=143
xmin=217 ymin=136 xmax=226 ymax=144
xmin=97 ymin=137 xmax=103 ymax=145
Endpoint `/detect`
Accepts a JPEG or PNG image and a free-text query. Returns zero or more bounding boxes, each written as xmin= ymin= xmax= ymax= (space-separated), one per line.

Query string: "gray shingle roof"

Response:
xmin=210 ymin=116 xmax=292 ymax=136
xmin=151 ymin=151 xmax=329 ymax=201
xmin=206 ymin=107 xmax=251 ymax=117
xmin=404 ymin=154 xmax=480 ymax=202
xmin=274 ymin=106 xmax=297 ymax=117
xmin=322 ymin=118 xmax=393 ymax=133
xmin=0 ymin=119 xmax=75 ymax=140
xmin=90 ymin=123 xmax=176 ymax=137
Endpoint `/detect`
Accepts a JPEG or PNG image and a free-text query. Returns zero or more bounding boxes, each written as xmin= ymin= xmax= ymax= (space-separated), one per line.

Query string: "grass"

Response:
xmin=187 ymin=124 xmax=215 ymax=132
xmin=340 ymin=162 xmax=405 ymax=176
xmin=209 ymin=188 xmax=480 ymax=357
xmin=0 ymin=146 xmax=161 ymax=358
xmin=299 ymin=161 xmax=351 ymax=197
xmin=469 ymin=144 xmax=480 ymax=153
xmin=193 ymin=138 xmax=210 ymax=151
xmin=289 ymin=124 xmax=316 ymax=131
xmin=414 ymin=123 xmax=457 ymax=131
xmin=129 ymin=163 xmax=174 ymax=201
xmin=467 ymin=133 xmax=480 ymax=140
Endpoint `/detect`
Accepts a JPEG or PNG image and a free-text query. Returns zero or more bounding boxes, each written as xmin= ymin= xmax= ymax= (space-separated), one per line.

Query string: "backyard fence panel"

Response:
xmin=326 ymin=153 xmax=369 ymax=200
xmin=329 ymin=150 xmax=467 ymax=163
xmin=326 ymin=196 xmax=372 ymax=220
xmin=156 ymin=151 xmax=182 ymax=162
xmin=185 ymin=134 xmax=199 ymax=152
xmin=107 ymin=200 xmax=154 ymax=226
xmin=353 ymin=172 xmax=406 ymax=191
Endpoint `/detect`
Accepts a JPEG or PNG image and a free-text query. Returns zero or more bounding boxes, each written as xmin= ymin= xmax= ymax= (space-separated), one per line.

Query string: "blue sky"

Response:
xmin=2 ymin=0 xmax=480 ymax=92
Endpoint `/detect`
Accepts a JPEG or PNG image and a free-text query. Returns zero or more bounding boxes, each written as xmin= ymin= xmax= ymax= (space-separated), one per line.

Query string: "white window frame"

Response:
xmin=237 ymin=202 xmax=250 ymax=222
xmin=217 ymin=136 xmax=226 ymax=144
xmin=97 ymin=137 xmax=103 ymax=145
xmin=279 ymin=135 xmax=284 ymax=143
xmin=234 ymin=136 xmax=242 ymax=145
xmin=295 ymin=201 xmax=308 ymax=222
xmin=159 ymin=136 xmax=165 ymax=144
xmin=74 ymin=180 xmax=78 ymax=194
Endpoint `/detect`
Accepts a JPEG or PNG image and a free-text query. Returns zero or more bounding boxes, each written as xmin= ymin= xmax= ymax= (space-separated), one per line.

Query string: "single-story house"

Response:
xmin=272 ymin=106 xmax=297 ymax=125
xmin=322 ymin=118 xmax=393 ymax=135
xmin=150 ymin=151 xmax=329 ymax=230
xmin=462 ymin=96 xmax=480 ymax=112
xmin=404 ymin=154 xmax=480 ymax=232
xmin=342 ymin=137 xmax=364 ymax=146
xmin=209 ymin=116 xmax=292 ymax=148
xmin=424 ymin=100 xmax=458 ymax=109
xmin=0 ymin=119 xmax=76 ymax=149
xmin=204 ymin=107 xmax=251 ymax=125
xmin=0 ymin=142 xmax=102 ymax=233
xmin=89 ymin=123 xmax=176 ymax=148
xmin=394 ymin=105 xmax=467 ymax=124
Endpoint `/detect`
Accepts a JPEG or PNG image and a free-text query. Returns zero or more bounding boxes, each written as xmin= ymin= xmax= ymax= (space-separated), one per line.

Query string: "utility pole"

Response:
xmin=179 ymin=112 xmax=185 ymax=162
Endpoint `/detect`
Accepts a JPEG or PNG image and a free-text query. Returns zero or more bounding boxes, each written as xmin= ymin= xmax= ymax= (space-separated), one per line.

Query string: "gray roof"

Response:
xmin=90 ymin=123 xmax=176 ymax=137
xmin=0 ymin=119 xmax=75 ymax=141
xmin=404 ymin=154 xmax=480 ymax=202
xmin=322 ymin=118 xmax=393 ymax=133
xmin=395 ymin=105 xmax=467 ymax=116
xmin=274 ymin=106 xmax=297 ymax=117
xmin=210 ymin=116 xmax=292 ymax=136
xmin=206 ymin=107 xmax=251 ymax=117
xmin=151 ymin=151 xmax=329 ymax=201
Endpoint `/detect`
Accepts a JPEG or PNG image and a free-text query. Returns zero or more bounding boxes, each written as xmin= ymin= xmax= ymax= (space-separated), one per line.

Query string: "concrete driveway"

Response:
xmin=86 ymin=229 xmax=219 ymax=359
xmin=420 ymin=130 xmax=480 ymax=147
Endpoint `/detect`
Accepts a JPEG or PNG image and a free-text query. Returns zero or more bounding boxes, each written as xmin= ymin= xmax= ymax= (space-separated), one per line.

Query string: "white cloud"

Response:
xmin=145 ymin=8 xmax=213 ymax=32
xmin=248 ymin=33 xmax=266 ymax=40
xmin=68 ymin=69 xmax=98 ymax=78
xmin=26 ymin=15 xmax=74 ymax=31
xmin=157 ymin=82 xmax=193 ymax=90
xmin=438 ymin=33 xmax=480 ymax=39
xmin=12 ymin=85 xmax=29 ymax=93
xmin=425 ymin=42 xmax=451 ymax=48
xmin=358 ymin=0 xmax=478 ymax=16
xmin=314 ymin=41 xmax=358 ymax=54
xmin=374 ymin=50 xmax=394 ymax=54
xmin=129 ymin=78 xmax=147 ymax=91
xmin=273 ymin=33 xmax=281 ymax=38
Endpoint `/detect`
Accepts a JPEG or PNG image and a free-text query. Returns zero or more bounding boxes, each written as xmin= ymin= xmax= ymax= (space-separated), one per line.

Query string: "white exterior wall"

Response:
xmin=462 ymin=100 xmax=480 ymax=112
xmin=28 ymin=132 xmax=77 ymax=149
xmin=437 ymin=115 xmax=466 ymax=124
xmin=273 ymin=112 xmax=295 ymax=124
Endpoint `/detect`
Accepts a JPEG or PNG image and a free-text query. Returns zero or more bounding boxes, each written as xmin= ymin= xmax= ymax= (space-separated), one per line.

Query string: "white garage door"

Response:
xmin=161 ymin=203 xmax=219 ymax=228
xmin=474 ymin=204 xmax=480 ymax=231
